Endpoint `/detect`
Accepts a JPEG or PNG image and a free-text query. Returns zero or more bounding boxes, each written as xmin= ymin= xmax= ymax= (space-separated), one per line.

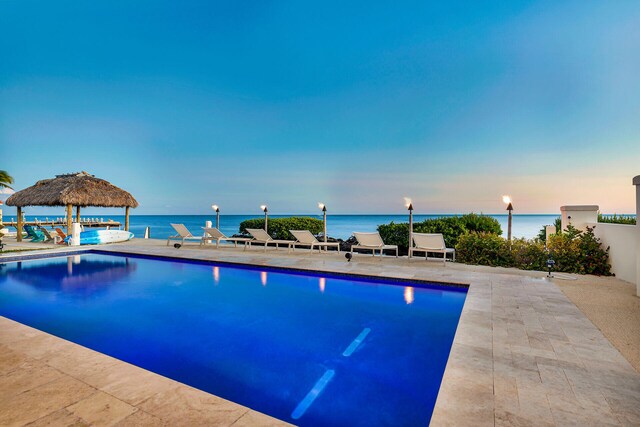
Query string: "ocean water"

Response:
xmin=7 ymin=214 xmax=562 ymax=240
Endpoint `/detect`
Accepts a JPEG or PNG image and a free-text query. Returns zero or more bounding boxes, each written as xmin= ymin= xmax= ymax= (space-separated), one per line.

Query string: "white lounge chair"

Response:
xmin=167 ymin=223 xmax=205 ymax=246
xmin=201 ymin=227 xmax=251 ymax=249
xmin=290 ymin=230 xmax=341 ymax=253
xmin=351 ymin=232 xmax=398 ymax=257
xmin=246 ymin=228 xmax=294 ymax=252
xmin=409 ymin=233 xmax=455 ymax=265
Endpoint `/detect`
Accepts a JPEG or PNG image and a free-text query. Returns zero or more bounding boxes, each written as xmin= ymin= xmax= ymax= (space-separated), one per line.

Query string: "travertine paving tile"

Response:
xmin=0 ymin=361 xmax=64 ymax=402
xmin=112 ymin=409 xmax=166 ymax=426
xmin=26 ymin=408 xmax=89 ymax=427
xmin=67 ymin=391 xmax=137 ymax=426
xmin=80 ymin=361 xmax=179 ymax=406
xmin=138 ymin=385 xmax=248 ymax=426
xmin=0 ymin=375 xmax=95 ymax=426
xmin=230 ymin=410 xmax=291 ymax=427
xmin=0 ymin=345 xmax=28 ymax=375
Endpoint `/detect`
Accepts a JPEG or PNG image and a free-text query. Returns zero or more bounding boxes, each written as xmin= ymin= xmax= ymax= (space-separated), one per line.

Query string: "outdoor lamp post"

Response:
xmin=261 ymin=205 xmax=268 ymax=232
xmin=405 ymin=197 xmax=413 ymax=258
xmin=211 ymin=204 xmax=220 ymax=229
xmin=503 ymin=195 xmax=514 ymax=243
xmin=318 ymin=202 xmax=327 ymax=243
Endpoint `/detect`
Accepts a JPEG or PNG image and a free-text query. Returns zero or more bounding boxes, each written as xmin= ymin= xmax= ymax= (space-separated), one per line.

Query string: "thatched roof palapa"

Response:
xmin=5 ymin=171 xmax=139 ymax=208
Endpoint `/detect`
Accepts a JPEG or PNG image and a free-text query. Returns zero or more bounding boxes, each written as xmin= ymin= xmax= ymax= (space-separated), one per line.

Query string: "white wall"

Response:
xmin=587 ymin=222 xmax=637 ymax=284
xmin=561 ymin=205 xmax=598 ymax=232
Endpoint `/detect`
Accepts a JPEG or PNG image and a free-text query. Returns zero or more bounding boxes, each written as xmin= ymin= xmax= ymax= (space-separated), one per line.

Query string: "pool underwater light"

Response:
xmin=291 ymin=369 xmax=335 ymax=420
xmin=342 ymin=328 xmax=371 ymax=357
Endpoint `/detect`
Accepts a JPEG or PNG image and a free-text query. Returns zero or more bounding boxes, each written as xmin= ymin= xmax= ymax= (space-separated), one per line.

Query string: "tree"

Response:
xmin=0 ymin=170 xmax=13 ymax=190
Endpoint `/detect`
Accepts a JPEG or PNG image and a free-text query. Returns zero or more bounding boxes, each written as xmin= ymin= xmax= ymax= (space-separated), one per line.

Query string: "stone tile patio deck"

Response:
xmin=1 ymin=239 xmax=639 ymax=426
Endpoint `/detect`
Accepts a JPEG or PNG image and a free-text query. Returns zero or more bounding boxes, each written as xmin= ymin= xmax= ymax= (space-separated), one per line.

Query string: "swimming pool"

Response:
xmin=0 ymin=252 xmax=467 ymax=426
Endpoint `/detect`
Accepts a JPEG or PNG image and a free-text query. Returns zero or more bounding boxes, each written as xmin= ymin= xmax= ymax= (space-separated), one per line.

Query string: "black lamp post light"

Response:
xmin=318 ymin=202 xmax=327 ymax=243
xmin=405 ymin=197 xmax=413 ymax=258
xmin=211 ymin=204 xmax=220 ymax=229
xmin=261 ymin=205 xmax=268 ymax=231
xmin=503 ymin=195 xmax=513 ymax=242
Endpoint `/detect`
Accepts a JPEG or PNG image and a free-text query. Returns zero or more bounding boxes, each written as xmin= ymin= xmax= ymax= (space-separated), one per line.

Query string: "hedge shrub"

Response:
xmin=239 ymin=217 xmax=323 ymax=240
xmin=598 ymin=213 xmax=636 ymax=225
xmin=455 ymin=225 xmax=611 ymax=275
xmin=377 ymin=213 xmax=502 ymax=254
xmin=455 ymin=232 xmax=512 ymax=267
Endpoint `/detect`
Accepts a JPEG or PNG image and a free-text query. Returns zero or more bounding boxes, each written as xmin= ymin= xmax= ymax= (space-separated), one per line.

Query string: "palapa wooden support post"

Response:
xmin=76 ymin=206 xmax=81 ymax=224
xmin=66 ymin=204 xmax=72 ymax=235
xmin=125 ymin=206 xmax=130 ymax=231
xmin=16 ymin=206 xmax=23 ymax=242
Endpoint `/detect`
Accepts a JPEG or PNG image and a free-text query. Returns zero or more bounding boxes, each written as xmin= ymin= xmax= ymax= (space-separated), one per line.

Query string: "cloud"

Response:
xmin=0 ymin=188 xmax=14 ymax=194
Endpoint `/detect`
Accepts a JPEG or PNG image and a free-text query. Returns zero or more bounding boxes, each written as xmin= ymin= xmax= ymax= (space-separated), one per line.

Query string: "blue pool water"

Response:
xmin=0 ymin=252 xmax=467 ymax=426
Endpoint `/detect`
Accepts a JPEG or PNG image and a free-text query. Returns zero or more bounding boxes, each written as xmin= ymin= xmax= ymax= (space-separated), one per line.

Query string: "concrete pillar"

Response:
xmin=545 ymin=225 xmax=556 ymax=246
xmin=633 ymin=175 xmax=640 ymax=296
xmin=70 ymin=223 xmax=81 ymax=246
xmin=204 ymin=220 xmax=212 ymax=244
xmin=560 ymin=205 xmax=599 ymax=232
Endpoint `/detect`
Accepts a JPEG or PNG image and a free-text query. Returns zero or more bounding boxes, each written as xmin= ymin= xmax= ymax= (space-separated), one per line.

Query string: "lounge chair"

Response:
xmin=23 ymin=225 xmax=46 ymax=243
xmin=55 ymin=228 xmax=68 ymax=244
xmin=409 ymin=233 xmax=455 ymax=265
xmin=201 ymin=227 xmax=251 ymax=249
xmin=290 ymin=230 xmax=340 ymax=253
xmin=37 ymin=227 xmax=58 ymax=243
xmin=351 ymin=232 xmax=398 ymax=257
xmin=246 ymin=228 xmax=294 ymax=252
xmin=166 ymin=224 xmax=205 ymax=246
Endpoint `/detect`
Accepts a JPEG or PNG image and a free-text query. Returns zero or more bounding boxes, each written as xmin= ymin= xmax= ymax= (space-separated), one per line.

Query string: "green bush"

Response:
xmin=239 ymin=217 xmax=323 ymax=240
xmin=510 ymin=238 xmax=547 ymax=270
xmin=548 ymin=226 xmax=611 ymax=275
xmin=455 ymin=225 xmax=611 ymax=275
xmin=598 ymin=213 xmax=636 ymax=225
xmin=377 ymin=213 xmax=502 ymax=254
xmin=455 ymin=232 xmax=512 ymax=267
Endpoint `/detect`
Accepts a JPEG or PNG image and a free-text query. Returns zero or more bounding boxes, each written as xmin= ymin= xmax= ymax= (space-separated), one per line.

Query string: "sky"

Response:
xmin=1 ymin=0 xmax=639 ymax=215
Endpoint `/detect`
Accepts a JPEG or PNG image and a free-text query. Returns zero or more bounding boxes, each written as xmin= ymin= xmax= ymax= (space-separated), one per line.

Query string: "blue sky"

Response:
xmin=1 ymin=1 xmax=639 ymax=215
